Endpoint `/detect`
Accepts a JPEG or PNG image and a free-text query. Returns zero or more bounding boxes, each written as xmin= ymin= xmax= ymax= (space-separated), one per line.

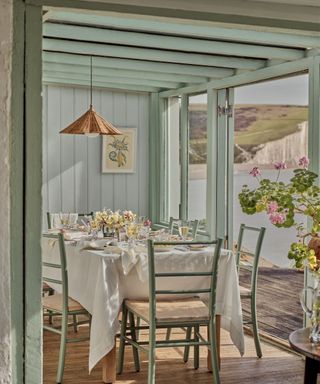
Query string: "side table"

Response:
xmin=289 ymin=328 xmax=320 ymax=384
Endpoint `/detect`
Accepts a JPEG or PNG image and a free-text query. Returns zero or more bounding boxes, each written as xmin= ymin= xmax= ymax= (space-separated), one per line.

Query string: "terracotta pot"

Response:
xmin=308 ymin=237 xmax=320 ymax=259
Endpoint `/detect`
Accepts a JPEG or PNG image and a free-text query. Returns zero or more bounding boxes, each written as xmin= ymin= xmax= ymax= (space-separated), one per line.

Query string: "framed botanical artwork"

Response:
xmin=102 ymin=128 xmax=137 ymax=173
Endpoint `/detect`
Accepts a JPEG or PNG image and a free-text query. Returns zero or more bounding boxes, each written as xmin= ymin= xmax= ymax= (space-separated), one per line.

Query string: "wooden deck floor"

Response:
xmin=43 ymin=325 xmax=307 ymax=384
xmin=240 ymin=267 xmax=304 ymax=340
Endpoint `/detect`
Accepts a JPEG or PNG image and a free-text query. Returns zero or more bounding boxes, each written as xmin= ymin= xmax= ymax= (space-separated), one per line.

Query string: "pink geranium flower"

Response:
xmin=267 ymin=201 xmax=278 ymax=214
xmin=269 ymin=212 xmax=286 ymax=225
xmin=298 ymin=156 xmax=310 ymax=169
xmin=249 ymin=167 xmax=261 ymax=178
xmin=274 ymin=161 xmax=287 ymax=170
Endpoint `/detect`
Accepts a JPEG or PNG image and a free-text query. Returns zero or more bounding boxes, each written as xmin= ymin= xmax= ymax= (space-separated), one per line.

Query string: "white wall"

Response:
xmin=0 ymin=0 xmax=12 ymax=382
xmin=42 ymin=85 xmax=149 ymax=225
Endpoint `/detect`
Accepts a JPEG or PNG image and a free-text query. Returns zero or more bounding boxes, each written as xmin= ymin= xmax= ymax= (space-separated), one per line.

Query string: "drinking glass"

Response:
xmin=178 ymin=220 xmax=191 ymax=240
xmin=59 ymin=213 xmax=70 ymax=228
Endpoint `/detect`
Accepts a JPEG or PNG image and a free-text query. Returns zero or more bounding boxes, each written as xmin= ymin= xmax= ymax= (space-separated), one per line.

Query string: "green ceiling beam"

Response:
xmin=43 ymin=38 xmax=266 ymax=70
xmin=43 ymin=70 xmax=182 ymax=89
xmin=30 ymin=0 xmax=320 ymax=32
xmin=43 ymin=22 xmax=305 ymax=61
xmin=43 ymin=62 xmax=209 ymax=83
xmin=159 ymin=56 xmax=312 ymax=98
xmin=43 ymin=51 xmax=234 ymax=78
xmin=43 ymin=76 xmax=161 ymax=93
xmin=43 ymin=11 xmax=320 ymax=49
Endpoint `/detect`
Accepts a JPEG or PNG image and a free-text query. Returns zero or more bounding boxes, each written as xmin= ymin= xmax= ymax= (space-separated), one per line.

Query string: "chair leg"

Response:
xmin=194 ymin=325 xmax=200 ymax=370
xmin=136 ymin=316 xmax=141 ymax=339
xmin=148 ymin=324 xmax=156 ymax=384
xmin=183 ymin=326 xmax=192 ymax=363
xmin=129 ymin=311 xmax=140 ymax=372
xmin=72 ymin=314 xmax=78 ymax=333
xmin=251 ymin=293 xmax=262 ymax=358
xmin=56 ymin=313 xmax=68 ymax=384
xmin=117 ymin=305 xmax=128 ymax=375
xmin=165 ymin=328 xmax=172 ymax=341
xmin=209 ymin=318 xmax=220 ymax=384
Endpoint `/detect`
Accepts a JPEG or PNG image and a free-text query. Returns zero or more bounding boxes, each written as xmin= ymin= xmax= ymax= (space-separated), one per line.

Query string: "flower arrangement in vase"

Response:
xmin=239 ymin=156 xmax=320 ymax=273
xmin=90 ymin=209 xmax=136 ymax=237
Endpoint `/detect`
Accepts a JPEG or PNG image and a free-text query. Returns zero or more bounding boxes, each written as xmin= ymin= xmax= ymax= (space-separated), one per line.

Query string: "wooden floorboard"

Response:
xmin=43 ymin=323 xmax=308 ymax=383
xmin=240 ymin=267 xmax=304 ymax=341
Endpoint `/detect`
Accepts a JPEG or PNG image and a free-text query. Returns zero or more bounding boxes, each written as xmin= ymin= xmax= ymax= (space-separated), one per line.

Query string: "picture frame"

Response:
xmin=102 ymin=127 xmax=137 ymax=173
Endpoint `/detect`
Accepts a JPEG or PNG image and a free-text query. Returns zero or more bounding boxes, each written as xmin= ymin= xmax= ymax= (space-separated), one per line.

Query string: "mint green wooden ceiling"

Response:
xmin=42 ymin=10 xmax=320 ymax=93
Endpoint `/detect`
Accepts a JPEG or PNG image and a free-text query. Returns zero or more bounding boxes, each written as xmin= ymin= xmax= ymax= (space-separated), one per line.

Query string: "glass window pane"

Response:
xmin=188 ymin=93 xmax=207 ymax=230
xmin=167 ymin=97 xmax=180 ymax=220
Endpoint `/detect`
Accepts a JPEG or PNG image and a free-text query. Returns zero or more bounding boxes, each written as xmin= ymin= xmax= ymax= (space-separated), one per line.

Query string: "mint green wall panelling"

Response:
xmin=100 ymin=91 xmax=115 ymax=210
xmin=88 ymin=89 xmax=102 ymax=212
xmin=47 ymin=86 xmax=62 ymax=212
xmin=74 ymin=88 xmax=89 ymax=212
xmin=43 ymin=85 xmax=150 ymax=222
xmin=60 ymin=87 xmax=76 ymax=212
xmin=138 ymin=94 xmax=150 ymax=216
xmin=113 ymin=93 xmax=127 ymax=209
xmin=126 ymin=93 xmax=139 ymax=212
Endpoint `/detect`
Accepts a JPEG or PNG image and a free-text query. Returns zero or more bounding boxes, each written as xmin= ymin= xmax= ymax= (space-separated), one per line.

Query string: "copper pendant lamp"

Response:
xmin=60 ymin=57 xmax=123 ymax=138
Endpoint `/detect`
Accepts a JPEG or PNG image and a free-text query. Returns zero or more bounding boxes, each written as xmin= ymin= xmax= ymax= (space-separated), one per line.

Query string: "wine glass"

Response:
xmin=59 ymin=213 xmax=70 ymax=228
xmin=178 ymin=220 xmax=191 ymax=240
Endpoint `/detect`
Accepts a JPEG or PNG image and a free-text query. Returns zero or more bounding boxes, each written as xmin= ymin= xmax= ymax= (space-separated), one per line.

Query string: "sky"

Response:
xmin=189 ymin=74 xmax=308 ymax=106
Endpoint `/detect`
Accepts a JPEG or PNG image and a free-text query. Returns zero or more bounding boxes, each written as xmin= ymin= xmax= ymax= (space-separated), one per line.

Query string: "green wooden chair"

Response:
xmin=42 ymin=233 xmax=91 ymax=383
xmin=235 ymin=223 xmax=266 ymax=358
xmin=117 ymin=238 xmax=223 ymax=384
xmin=168 ymin=217 xmax=199 ymax=239
xmin=46 ymin=211 xmax=94 ymax=229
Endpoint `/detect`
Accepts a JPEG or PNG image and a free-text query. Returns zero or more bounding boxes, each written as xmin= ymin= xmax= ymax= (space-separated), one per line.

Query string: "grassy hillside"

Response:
xmin=234 ymin=105 xmax=308 ymax=146
xmin=188 ymin=104 xmax=308 ymax=164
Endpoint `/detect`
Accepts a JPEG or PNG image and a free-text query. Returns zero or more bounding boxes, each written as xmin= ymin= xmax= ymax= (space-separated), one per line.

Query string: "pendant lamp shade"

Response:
xmin=59 ymin=105 xmax=122 ymax=136
xmin=59 ymin=57 xmax=122 ymax=136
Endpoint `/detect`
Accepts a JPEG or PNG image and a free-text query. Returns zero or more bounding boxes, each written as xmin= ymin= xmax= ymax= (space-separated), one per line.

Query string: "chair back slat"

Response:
xmin=42 ymin=233 xmax=69 ymax=313
xmin=235 ymin=224 xmax=266 ymax=289
xmin=147 ymin=238 xmax=223 ymax=323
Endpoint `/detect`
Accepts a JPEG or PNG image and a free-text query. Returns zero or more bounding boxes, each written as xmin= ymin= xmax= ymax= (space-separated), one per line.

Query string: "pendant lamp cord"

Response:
xmin=90 ymin=56 xmax=93 ymax=107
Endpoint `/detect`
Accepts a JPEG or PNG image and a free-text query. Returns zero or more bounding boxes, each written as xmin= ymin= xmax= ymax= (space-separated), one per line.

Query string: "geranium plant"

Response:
xmin=239 ymin=156 xmax=320 ymax=272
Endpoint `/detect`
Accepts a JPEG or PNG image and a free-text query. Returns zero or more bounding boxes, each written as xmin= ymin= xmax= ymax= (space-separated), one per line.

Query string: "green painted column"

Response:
xmin=25 ymin=4 xmax=43 ymax=383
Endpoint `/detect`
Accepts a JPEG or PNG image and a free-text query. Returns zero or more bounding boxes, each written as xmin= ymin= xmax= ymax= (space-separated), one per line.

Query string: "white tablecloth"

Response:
xmin=42 ymin=240 xmax=244 ymax=372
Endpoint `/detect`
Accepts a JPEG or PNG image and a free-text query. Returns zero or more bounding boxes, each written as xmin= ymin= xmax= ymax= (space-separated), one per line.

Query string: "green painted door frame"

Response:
xmin=11 ymin=1 xmax=43 ymax=384
xmin=10 ymin=1 xmax=320 ymax=382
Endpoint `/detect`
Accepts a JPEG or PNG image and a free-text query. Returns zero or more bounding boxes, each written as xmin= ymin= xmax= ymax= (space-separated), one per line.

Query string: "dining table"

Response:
xmin=42 ymin=233 xmax=245 ymax=383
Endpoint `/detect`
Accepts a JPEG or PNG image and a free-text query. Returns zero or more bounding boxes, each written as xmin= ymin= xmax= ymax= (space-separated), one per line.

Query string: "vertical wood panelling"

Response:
xmin=43 ymin=85 xmax=149 ymax=220
xmin=60 ymin=87 xmax=75 ymax=212
xmin=47 ymin=86 xmax=61 ymax=212
xmin=87 ymin=89 xmax=102 ymax=212
xmin=74 ymin=88 xmax=89 ymax=213
xmin=100 ymin=91 xmax=115 ymax=210
xmin=113 ymin=93 xmax=127 ymax=209
xmin=126 ymin=93 xmax=139 ymax=212
xmin=138 ymin=94 xmax=149 ymax=216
